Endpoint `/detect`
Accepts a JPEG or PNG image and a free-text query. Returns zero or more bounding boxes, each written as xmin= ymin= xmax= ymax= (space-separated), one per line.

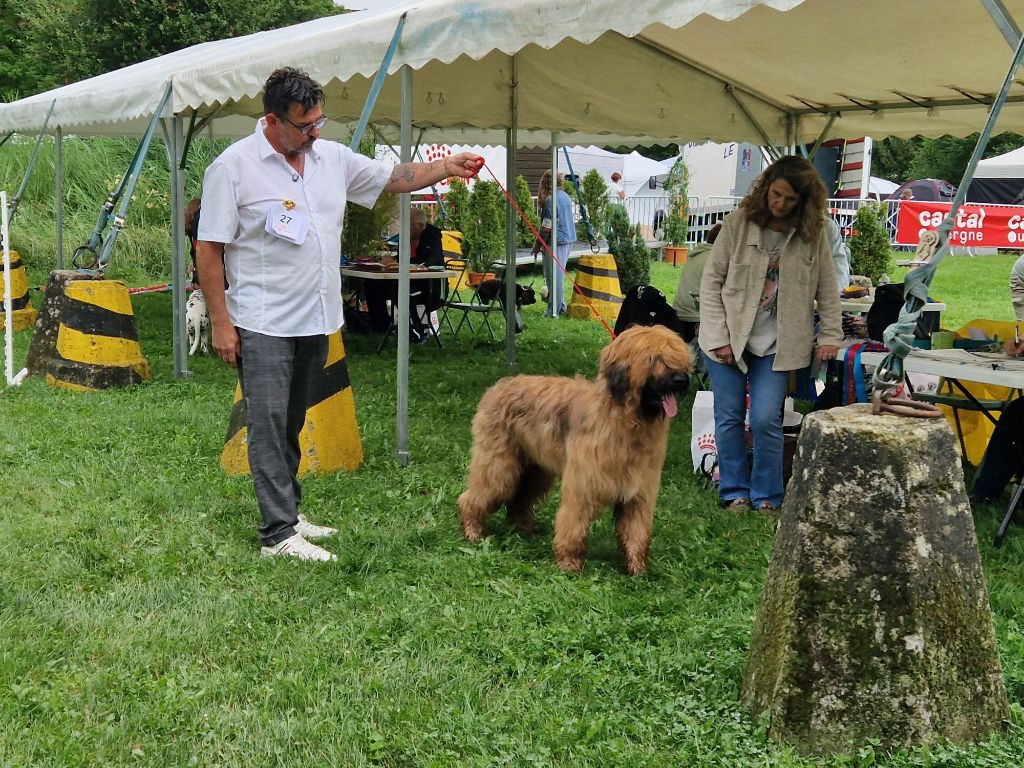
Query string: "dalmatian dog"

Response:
xmin=186 ymin=289 xmax=211 ymax=356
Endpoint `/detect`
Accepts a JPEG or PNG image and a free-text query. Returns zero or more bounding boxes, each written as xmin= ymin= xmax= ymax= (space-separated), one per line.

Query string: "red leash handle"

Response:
xmin=478 ymin=160 xmax=617 ymax=340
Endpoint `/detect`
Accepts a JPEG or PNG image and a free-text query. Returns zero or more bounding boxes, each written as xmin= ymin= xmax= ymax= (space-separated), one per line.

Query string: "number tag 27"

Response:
xmin=265 ymin=202 xmax=309 ymax=244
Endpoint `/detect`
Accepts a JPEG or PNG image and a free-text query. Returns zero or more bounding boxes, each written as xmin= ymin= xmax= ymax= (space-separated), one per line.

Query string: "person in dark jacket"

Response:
xmin=972 ymin=335 xmax=1024 ymax=502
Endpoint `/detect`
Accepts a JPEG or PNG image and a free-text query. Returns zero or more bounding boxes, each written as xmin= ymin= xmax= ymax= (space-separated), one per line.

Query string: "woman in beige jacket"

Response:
xmin=699 ymin=156 xmax=843 ymax=513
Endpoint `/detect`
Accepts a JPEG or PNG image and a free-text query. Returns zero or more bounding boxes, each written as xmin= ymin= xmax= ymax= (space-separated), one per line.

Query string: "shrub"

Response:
xmin=463 ymin=180 xmax=505 ymax=273
xmin=343 ymin=132 xmax=395 ymax=259
xmin=514 ymin=175 xmax=540 ymax=248
xmin=606 ymin=203 xmax=650 ymax=293
xmin=576 ymin=168 xmax=609 ymax=243
xmin=663 ymin=158 xmax=690 ymax=247
xmin=442 ymin=177 xmax=471 ymax=234
xmin=848 ymin=203 xmax=892 ymax=283
xmin=561 ymin=177 xmax=577 ymax=201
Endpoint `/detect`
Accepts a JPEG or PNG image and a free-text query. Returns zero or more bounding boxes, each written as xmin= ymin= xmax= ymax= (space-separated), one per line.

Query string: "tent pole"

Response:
xmin=981 ymin=0 xmax=1022 ymax=46
xmin=805 ymin=114 xmax=838 ymax=161
xmin=726 ymin=86 xmax=779 ymax=161
xmin=504 ymin=54 xmax=519 ymax=366
xmin=351 ymin=12 xmax=407 ymax=150
xmin=55 ymin=125 xmax=64 ymax=269
xmin=8 ymin=100 xmax=55 ymax=223
xmin=166 ymin=115 xmax=190 ymax=379
xmin=394 ymin=64 xmax=412 ymax=467
xmin=550 ymin=135 xmax=559 ymax=319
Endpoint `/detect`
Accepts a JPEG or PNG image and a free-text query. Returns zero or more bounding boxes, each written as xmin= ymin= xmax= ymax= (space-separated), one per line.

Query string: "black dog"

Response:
xmin=475 ymin=279 xmax=537 ymax=333
xmin=476 ymin=279 xmax=536 ymax=308
xmin=613 ymin=285 xmax=686 ymax=336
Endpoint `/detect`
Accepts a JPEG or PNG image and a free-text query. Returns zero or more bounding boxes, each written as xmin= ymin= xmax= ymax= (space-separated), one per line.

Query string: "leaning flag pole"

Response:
xmin=2 ymin=191 xmax=28 ymax=386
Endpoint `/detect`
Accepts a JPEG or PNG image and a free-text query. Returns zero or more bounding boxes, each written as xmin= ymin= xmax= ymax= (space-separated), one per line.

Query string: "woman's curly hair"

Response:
xmin=740 ymin=155 xmax=827 ymax=243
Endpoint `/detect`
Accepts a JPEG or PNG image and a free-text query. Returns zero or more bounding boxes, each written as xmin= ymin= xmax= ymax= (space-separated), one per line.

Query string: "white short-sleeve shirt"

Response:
xmin=198 ymin=119 xmax=390 ymax=336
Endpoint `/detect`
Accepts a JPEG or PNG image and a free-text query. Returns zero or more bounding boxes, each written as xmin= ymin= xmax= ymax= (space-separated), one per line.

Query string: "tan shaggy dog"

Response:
xmin=458 ymin=324 xmax=694 ymax=574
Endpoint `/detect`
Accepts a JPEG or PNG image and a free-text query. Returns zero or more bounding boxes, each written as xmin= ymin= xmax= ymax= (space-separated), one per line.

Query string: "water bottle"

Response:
xmin=878 ymin=273 xmax=890 ymax=287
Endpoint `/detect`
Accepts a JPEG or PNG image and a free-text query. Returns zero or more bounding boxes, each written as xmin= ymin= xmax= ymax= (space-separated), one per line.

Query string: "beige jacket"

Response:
xmin=698 ymin=210 xmax=843 ymax=373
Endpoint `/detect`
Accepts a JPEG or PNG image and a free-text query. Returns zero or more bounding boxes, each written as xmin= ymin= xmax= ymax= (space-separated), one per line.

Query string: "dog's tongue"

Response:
xmin=662 ymin=393 xmax=678 ymax=418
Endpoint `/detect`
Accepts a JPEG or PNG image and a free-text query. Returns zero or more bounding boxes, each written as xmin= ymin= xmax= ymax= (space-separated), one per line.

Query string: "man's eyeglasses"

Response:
xmin=282 ymin=116 xmax=327 ymax=136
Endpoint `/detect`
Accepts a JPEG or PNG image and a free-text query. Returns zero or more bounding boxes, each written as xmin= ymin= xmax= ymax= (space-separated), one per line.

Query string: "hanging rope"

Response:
xmin=479 ymin=160 xmax=618 ymax=340
xmin=872 ymin=31 xmax=1024 ymax=409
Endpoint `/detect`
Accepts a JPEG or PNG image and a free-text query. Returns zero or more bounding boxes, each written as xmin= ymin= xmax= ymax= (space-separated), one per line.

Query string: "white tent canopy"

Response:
xmin=869 ymin=176 xmax=899 ymax=196
xmin=975 ymin=144 xmax=1024 ymax=178
xmin=4 ymin=0 xmax=1024 ymax=145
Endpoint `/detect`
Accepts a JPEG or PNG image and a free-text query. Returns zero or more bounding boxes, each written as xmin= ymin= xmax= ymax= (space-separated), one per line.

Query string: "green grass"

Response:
xmin=2 ymin=255 xmax=1024 ymax=767
xmin=891 ymin=252 xmax=1020 ymax=332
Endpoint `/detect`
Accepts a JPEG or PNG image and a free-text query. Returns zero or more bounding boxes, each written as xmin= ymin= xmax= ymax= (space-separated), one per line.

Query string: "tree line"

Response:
xmin=1 ymin=0 xmax=344 ymax=100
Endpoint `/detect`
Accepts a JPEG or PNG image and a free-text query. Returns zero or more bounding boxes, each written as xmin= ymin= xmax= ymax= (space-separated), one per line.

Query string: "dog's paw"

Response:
xmin=555 ymin=556 xmax=585 ymax=573
xmin=624 ymin=558 xmax=648 ymax=576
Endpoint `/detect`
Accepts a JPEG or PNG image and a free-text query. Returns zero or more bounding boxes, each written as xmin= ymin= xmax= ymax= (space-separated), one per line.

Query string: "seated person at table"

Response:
xmin=972 ymin=336 xmax=1024 ymax=502
xmin=365 ymin=207 xmax=445 ymax=337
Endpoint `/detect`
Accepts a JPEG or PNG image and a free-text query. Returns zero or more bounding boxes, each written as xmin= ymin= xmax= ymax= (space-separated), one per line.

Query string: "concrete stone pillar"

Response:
xmin=742 ymin=404 xmax=1009 ymax=755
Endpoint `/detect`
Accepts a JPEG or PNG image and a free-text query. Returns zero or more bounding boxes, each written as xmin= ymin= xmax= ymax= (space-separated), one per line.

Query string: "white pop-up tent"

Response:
xmin=868 ymin=177 xmax=900 ymax=200
xmin=5 ymin=0 xmax=1024 ymax=460
xmin=968 ymin=144 xmax=1024 ymax=203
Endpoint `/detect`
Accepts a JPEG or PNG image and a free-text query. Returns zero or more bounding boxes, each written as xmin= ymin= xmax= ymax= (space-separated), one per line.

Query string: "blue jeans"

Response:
xmin=704 ymin=350 xmax=790 ymax=507
xmin=543 ymin=242 xmax=570 ymax=316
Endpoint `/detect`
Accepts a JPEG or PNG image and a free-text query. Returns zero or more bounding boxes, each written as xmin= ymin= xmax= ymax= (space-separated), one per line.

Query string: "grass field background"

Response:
xmin=3 ymin=139 xmax=1024 ymax=766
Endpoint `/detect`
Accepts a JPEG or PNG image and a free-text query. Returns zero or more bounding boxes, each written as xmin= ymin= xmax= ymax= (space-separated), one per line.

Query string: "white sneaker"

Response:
xmin=295 ymin=514 xmax=337 ymax=540
xmin=261 ymin=533 xmax=336 ymax=562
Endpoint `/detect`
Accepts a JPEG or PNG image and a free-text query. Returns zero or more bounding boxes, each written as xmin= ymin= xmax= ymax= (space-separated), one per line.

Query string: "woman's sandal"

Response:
xmin=727 ymin=498 xmax=752 ymax=510
xmin=758 ymin=502 xmax=779 ymax=516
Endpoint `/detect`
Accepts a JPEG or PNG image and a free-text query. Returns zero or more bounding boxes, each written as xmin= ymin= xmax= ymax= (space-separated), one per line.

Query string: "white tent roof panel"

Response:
xmin=975 ymin=144 xmax=1024 ymax=178
xmin=4 ymin=0 xmax=1024 ymax=144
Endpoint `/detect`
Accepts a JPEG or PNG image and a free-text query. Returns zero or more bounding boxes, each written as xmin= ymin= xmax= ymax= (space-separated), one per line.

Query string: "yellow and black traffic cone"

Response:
xmin=1 ymin=250 xmax=39 ymax=331
xmin=26 ymin=270 xmax=151 ymax=391
xmin=566 ymin=252 xmax=624 ymax=325
xmin=221 ymin=329 xmax=363 ymax=476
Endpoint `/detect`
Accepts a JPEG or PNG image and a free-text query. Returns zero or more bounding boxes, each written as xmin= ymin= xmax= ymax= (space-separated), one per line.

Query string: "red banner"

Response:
xmin=894 ymin=200 xmax=1024 ymax=248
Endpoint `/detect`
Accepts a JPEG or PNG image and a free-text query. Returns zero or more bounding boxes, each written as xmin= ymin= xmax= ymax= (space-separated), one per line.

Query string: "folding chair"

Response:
xmin=441 ymin=259 xmax=504 ymax=342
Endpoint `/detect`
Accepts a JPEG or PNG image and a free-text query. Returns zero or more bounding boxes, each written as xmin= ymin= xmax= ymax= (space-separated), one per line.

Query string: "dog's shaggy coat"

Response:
xmin=459 ymin=324 xmax=693 ymax=574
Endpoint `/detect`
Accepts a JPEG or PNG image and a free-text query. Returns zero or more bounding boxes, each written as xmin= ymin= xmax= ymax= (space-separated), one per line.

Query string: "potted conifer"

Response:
xmin=662 ymin=157 xmax=690 ymax=266
xmin=463 ymin=180 xmax=504 ymax=285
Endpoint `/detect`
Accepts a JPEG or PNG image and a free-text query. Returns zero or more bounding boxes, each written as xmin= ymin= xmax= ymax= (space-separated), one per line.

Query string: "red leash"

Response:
xmin=477 ymin=161 xmax=617 ymax=340
xmin=128 ymin=283 xmax=172 ymax=295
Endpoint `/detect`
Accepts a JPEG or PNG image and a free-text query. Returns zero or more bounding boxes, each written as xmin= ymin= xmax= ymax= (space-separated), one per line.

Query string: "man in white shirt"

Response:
xmin=197 ymin=67 xmax=482 ymax=562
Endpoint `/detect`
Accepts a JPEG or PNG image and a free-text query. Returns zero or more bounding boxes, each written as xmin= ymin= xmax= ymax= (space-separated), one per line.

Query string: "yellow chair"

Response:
xmin=914 ymin=318 xmax=1021 ymax=466
xmin=441 ymin=230 xmax=466 ymax=294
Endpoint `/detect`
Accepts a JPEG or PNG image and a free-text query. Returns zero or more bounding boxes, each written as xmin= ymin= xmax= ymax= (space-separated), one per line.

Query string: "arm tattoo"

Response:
xmin=389 ymin=163 xmax=417 ymax=185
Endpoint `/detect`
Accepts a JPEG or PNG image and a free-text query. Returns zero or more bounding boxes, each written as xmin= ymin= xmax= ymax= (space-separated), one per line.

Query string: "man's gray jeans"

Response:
xmin=236 ymin=328 xmax=328 ymax=546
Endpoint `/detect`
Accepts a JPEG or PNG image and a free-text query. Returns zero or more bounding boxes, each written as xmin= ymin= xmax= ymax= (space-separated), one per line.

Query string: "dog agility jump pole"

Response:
xmin=2 ymin=191 xmax=28 ymax=387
